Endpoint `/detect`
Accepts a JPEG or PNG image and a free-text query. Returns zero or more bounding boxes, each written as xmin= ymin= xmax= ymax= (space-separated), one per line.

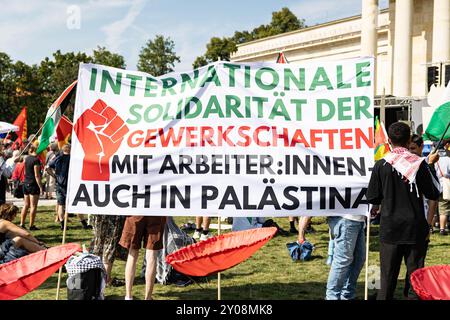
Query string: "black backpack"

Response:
xmin=12 ymin=179 xmax=24 ymax=199
xmin=67 ymin=268 xmax=103 ymax=300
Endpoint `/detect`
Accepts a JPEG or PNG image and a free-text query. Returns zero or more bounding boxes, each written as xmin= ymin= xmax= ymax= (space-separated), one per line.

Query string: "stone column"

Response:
xmin=361 ymin=0 xmax=379 ymax=57
xmin=432 ymin=0 xmax=450 ymax=65
xmin=393 ymin=0 xmax=413 ymax=97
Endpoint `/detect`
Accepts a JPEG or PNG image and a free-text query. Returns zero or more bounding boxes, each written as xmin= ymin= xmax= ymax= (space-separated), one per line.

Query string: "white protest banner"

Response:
xmin=67 ymin=58 xmax=374 ymax=216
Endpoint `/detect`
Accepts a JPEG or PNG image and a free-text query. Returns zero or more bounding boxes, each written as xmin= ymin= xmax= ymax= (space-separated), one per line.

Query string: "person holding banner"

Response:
xmin=47 ymin=144 xmax=91 ymax=230
xmin=325 ymin=212 xmax=366 ymax=300
xmin=367 ymin=122 xmax=440 ymax=300
xmin=119 ymin=216 xmax=166 ymax=300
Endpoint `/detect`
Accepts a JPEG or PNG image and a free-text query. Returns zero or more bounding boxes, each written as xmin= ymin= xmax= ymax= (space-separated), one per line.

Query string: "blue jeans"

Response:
xmin=326 ymin=217 xmax=366 ymax=300
xmin=328 ymin=234 xmax=335 ymax=256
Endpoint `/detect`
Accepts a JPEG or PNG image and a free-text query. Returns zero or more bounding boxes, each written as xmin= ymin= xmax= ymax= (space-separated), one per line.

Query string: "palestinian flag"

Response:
xmin=36 ymin=81 xmax=77 ymax=154
xmin=276 ymin=52 xmax=289 ymax=64
xmin=374 ymin=116 xmax=390 ymax=161
xmin=56 ymin=115 xmax=73 ymax=149
xmin=423 ymin=84 xmax=450 ymax=141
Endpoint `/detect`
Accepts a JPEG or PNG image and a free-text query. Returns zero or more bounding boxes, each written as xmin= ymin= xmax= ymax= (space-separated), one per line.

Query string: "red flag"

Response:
xmin=166 ymin=228 xmax=277 ymax=277
xmin=12 ymin=107 xmax=27 ymax=146
xmin=276 ymin=52 xmax=289 ymax=64
xmin=0 ymin=243 xmax=81 ymax=300
xmin=56 ymin=115 xmax=73 ymax=149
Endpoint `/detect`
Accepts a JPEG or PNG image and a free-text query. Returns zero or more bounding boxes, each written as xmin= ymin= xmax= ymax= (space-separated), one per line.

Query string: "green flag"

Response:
xmin=423 ymin=85 xmax=450 ymax=141
xmin=36 ymin=81 xmax=77 ymax=154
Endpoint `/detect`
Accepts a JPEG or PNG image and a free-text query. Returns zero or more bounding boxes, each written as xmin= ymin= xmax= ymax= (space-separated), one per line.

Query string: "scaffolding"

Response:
xmin=374 ymin=94 xmax=414 ymax=129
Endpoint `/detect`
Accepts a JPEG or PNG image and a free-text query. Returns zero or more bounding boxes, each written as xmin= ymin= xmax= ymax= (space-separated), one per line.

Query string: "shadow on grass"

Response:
xmin=37 ymin=273 xmax=67 ymax=290
xmin=428 ymin=242 xmax=450 ymax=248
xmin=35 ymin=279 xmax=405 ymax=301
xmin=319 ymin=235 xmax=331 ymax=241
xmin=34 ymin=235 xmax=89 ymax=245
xmin=158 ymin=282 xmax=329 ymax=300
xmin=369 ymin=238 xmax=380 ymax=252
xmin=105 ymin=294 xmax=127 ymax=300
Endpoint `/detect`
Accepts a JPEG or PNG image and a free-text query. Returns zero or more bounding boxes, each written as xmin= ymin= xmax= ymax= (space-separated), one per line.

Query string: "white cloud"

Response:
xmin=0 ymin=1 xmax=44 ymax=15
xmin=0 ymin=0 xmax=391 ymax=71
xmin=291 ymin=0 xmax=389 ymax=26
xmin=0 ymin=1 xmax=68 ymax=58
xmin=0 ymin=0 xmax=147 ymax=64
xmin=290 ymin=0 xmax=361 ymax=25
xmin=101 ymin=0 xmax=147 ymax=52
xmin=87 ymin=0 xmax=132 ymax=8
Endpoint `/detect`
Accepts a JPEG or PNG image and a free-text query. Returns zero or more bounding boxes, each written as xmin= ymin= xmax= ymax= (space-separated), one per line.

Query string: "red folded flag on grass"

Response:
xmin=166 ymin=227 xmax=277 ymax=277
xmin=0 ymin=243 xmax=81 ymax=300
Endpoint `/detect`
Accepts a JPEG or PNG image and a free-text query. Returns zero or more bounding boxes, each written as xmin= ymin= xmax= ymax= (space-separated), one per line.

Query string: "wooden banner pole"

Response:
xmin=364 ymin=217 xmax=371 ymax=300
xmin=217 ymin=215 xmax=221 ymax=300
xmin=55 ymin=210 xmax=69 ymax=300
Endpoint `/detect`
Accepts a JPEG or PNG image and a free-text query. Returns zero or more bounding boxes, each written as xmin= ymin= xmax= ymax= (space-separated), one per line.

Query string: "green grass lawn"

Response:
xmin=16 ymin=206 xmax=450 ymax=300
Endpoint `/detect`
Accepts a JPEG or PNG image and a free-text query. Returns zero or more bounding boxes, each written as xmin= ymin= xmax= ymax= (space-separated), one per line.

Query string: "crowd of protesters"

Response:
xmin=0 ymin=121 xmax=449 ymax=300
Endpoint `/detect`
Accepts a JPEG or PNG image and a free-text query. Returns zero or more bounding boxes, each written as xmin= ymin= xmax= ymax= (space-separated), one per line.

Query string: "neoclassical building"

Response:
xmin=231 ymin=0 xmax=450 ymax=132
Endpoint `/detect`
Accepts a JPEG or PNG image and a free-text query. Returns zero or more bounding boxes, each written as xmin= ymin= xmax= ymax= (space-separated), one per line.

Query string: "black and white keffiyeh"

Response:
xmin=65 ymin=253 xmax=105 ymax=277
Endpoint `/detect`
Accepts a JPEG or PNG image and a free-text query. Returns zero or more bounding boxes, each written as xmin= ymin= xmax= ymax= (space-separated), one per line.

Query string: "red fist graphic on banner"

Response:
xmin=74 ymin=99 xmax=129 ymax=181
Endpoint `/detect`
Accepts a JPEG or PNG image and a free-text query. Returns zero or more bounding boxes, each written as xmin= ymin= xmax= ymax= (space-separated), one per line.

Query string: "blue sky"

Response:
xmin=0 ymin=0 xmax=388 ymax=73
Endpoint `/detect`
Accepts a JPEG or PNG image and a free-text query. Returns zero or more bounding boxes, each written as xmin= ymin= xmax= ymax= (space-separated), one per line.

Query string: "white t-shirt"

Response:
xmin=0 ymin=157 xmax=14 ymax=178
xmin=436 ymin=156 xmax=450 ymax=185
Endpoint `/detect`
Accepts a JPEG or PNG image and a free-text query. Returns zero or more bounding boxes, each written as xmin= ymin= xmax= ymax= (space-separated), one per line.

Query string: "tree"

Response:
xmin=39 ymin=50 xmax=92 ymax=98
xmin=0 ymin=48 xmax=129 ymax=136
xmin=36 ymin=50 xmax=92 ymax=127
xmin=137 ymin=35 xmax=180 ymax=76
xmin=0 ymin=53 xmax=48 ymax=135
xmin=249 ymin=24 xmax=272 ymax=40
xmin=205 ymin=37 xmax=237 ymax=62
xmin=193 ymin=7 xmax=306 ymax=68
xmin=192 ymin=56 xmax=208 ymax=69
xmin=232 ymin=30 xmax=254 ymax=45
xmin=269 ymin=7 xmax=305 ymax=35
xmin=0 ymin=53 xmax=15 ymax=123
xmin=11 ymin=61 xmax=46 ymax=134
xmin=193 ymin=37 xmax=237 ymax=70
xmin=92 ymin=46 xmax=126 ymax=69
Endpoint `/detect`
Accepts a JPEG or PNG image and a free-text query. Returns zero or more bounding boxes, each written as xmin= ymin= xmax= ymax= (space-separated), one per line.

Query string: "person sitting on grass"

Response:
xmin=120 ymin=215 xmax=167 ymax=300
xmin=0 ymin=203 xmax=46 ymax=264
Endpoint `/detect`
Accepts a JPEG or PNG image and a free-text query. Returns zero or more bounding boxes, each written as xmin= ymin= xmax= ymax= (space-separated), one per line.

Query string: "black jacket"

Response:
xmin=366 ymin=159 xmax=440 ymax=244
